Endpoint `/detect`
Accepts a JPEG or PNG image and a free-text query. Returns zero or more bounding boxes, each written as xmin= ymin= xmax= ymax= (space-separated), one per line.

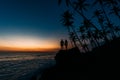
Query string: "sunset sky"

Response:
xmin=0 ymin=0 xmax=68 ymax=51
xmin=0 ymin=0 xmax=120 ymax=52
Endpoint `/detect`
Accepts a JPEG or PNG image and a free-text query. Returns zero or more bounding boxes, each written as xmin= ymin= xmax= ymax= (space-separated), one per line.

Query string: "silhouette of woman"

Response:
xmin=60 ymin=39 xmax=64 ymax=50
xmin=65 ymin=39 xmax=68 ymax=50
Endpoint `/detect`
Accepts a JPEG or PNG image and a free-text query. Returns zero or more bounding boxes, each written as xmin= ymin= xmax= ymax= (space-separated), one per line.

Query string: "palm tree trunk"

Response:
xmin=84 ymin=40 xmax=89 ymax=52
xmin=68 ymin=1 xmax=108 ymax=42
xmin=90 ymin=39 xmax=96 ymax=49
xmin=101 ymin=4 xmax=116 ymax=39
xmin=94 ymin=38 xmax=100 ymax=47
xmin=110 ymin=2 xmax=120 ymax=20
xmin=71 ymin=26 xmax=83 ymax=47
xmin=97 ymin=16 xmax=109 ymax=42
xmin=67 ymin=26 xmax=74 ymax=47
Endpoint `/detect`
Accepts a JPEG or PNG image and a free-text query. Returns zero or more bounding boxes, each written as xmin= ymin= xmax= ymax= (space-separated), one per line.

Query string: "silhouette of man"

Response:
xmin=60 ymin=39 xmax=64 ymax=50
xmin=65 ymin=39 xmax=68 ymax=50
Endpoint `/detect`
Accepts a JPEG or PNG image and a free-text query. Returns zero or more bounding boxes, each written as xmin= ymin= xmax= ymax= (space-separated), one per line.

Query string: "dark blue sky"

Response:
xmin=0 ymin=0 xmax=68 ymax=42
xmin=0 ymin=0 xmax=120 ymax=50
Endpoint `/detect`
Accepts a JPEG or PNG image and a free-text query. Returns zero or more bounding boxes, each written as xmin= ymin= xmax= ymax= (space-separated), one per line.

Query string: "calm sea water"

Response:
xmin=0 ymin=52 xmax=56 ymax=80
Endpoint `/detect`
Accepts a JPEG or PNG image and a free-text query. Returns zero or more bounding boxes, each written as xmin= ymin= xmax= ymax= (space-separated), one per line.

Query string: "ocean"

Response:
xmin=0 ymin=52 xmax=56 ymax=80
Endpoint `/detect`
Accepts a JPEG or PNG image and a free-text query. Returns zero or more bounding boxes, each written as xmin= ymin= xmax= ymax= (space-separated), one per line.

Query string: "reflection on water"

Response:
xmin=0 ymin=52 xmax=55 ymax=61
xmin=0 ymin=52 xmax=55 ymax=80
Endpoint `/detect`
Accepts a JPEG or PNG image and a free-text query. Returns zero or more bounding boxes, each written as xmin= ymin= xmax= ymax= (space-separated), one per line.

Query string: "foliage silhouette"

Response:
xmin=58 ymin=0 xmax=120 ymax=51
xmin=33 ymin=1 xmax=120 ymax=80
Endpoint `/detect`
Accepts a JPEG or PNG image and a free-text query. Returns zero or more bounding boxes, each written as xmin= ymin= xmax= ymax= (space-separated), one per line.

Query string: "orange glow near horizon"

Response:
xmin=0 ymin=36 xmax=59 ymax=52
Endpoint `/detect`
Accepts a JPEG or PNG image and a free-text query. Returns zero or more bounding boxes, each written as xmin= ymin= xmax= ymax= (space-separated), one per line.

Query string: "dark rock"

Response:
xmin=38 ymin=38 xmax=120 ymax=80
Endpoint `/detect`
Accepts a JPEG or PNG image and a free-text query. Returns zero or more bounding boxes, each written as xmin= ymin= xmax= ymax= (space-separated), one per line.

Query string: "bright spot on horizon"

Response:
xmin=0 ymin=35 xmax=59 ymax=51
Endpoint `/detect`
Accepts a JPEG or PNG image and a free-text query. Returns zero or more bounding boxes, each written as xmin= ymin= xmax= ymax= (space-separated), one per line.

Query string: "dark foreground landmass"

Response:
xmin=31 ymin=38 xmax=120 ymax=80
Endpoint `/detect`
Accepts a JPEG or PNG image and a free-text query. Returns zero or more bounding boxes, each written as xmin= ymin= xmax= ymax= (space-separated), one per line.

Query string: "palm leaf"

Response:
xmin=73 ymin=0 xmax=89 ymax=12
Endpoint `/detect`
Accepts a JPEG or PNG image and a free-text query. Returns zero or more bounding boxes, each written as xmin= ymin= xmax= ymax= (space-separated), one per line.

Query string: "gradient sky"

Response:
xmin=0 ymin=0 xmax=120 ymax=51
xmin=0 ymin=0 xmax=69 ymax=51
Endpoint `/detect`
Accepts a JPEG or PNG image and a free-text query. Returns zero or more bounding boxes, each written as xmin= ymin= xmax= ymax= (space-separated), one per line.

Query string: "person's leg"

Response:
xmin=61 ymin=45 xmax=63 ymax=50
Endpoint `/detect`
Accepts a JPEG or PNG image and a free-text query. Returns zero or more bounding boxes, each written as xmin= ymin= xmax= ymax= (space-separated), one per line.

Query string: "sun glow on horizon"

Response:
xmin=0 ymin=35 xmax=59 ymax=51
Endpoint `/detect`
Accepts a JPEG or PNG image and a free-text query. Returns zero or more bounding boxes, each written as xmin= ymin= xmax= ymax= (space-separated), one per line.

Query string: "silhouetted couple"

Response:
xmin=60 ymin=39 xmax=68 ymax=50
